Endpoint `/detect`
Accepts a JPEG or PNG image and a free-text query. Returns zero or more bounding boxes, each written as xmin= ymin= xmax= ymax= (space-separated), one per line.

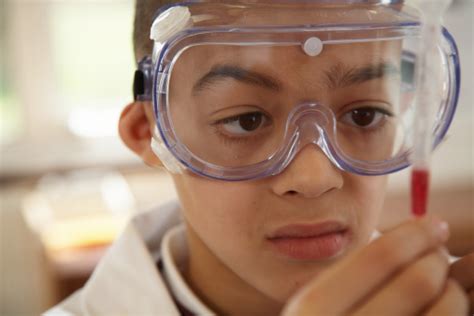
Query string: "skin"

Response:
xmin=120 ymin=101 xmax=472 ymax=315
xmin=119 ymin=14 xmax=472 ymax=315
xmin=167 ymin=41 xmax=399 ymax=312
xmin=122 ymin=99 xmax=387 ymax=314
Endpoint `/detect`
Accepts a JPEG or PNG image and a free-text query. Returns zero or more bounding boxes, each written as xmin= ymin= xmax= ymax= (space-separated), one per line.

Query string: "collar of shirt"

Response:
xmin=161 ymin=224 xmax=215 ymax=315
xmin=75 ymin=200 xmax=184 ymax=315
xmin=160 ymin=228 xmax=382 ymax=315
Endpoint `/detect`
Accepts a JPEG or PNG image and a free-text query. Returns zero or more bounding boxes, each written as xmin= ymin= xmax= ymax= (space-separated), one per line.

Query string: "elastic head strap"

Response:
xmin=133 ymin=56 xmax=153 ymax=101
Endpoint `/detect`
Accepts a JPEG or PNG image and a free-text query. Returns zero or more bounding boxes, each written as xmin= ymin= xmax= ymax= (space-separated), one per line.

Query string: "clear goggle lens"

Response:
xmin=162 ymin=35 xmax=451 ymax=174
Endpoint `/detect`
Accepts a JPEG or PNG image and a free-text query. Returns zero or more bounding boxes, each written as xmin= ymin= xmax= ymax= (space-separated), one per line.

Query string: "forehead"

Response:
xmin=160 ymin=2 xmax=409 ymax=94
xmin=189 ymin=2 xmax=405 ymax=27
xmin=170 ymin=40 xmax=403 ymax=92
xmin=177 ymin=40 xmax=401 ymax=65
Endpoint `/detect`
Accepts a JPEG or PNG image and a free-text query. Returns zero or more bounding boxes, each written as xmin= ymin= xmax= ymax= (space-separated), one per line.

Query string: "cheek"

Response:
xmin=346 ymin=175 xmax=388 ymax=242
xmin=171 ymin=173 xmax=263 ymax=240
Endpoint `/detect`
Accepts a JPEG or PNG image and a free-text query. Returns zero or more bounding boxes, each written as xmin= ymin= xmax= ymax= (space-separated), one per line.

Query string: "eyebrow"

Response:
xmin=323 ymin=62 xmax=400 ymax=90
xmin=192 ymin=62 xmax=400 ymax=94
xmin=192 ymin=65 xmax=282 ymax=95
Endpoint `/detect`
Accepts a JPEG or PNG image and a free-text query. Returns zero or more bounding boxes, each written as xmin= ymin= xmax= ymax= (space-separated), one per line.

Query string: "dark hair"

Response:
xmin=133 ymin=0 xmax=181 ymax=62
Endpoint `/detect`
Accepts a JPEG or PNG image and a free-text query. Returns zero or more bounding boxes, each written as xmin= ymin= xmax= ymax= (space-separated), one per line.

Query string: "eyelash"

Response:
xmin=211 ymin=126 xmax=265 ymax=148
xmin=211 ymin=111 xmax=271 ymax=145
xmin=341 ymin=106 xmax=393 ymax=130
xmin=210 ymin=106 xmax=393 ymax=145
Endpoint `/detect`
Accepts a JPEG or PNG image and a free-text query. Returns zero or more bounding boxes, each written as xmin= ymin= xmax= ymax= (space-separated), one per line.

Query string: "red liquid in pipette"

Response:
xmin=411 ymin=169 xmax=430 ymax=217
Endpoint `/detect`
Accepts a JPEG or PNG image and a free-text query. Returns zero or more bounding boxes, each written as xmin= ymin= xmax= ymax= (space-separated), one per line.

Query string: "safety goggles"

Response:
xmin=134 ymin=0 xmax=460 ymax=181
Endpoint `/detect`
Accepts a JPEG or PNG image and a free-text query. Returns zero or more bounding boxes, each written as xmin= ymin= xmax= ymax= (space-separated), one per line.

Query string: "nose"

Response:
xmin=271 ymin=143 xmax=343 ymax=199
xmin=290 ymin=103 xmax=332 ymax=148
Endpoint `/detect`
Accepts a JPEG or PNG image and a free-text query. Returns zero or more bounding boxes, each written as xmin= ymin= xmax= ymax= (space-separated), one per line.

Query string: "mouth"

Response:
xmin=266 ymin=221 xmax=351 ymax=261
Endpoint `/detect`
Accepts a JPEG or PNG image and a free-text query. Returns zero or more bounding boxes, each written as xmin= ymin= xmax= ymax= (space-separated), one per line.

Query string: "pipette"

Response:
xmin=411 ymin=0 xmax=452 ymax=217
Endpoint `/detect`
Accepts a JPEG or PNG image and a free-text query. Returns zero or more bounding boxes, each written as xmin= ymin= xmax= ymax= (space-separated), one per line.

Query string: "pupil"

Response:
xmin=239 ymin=113 xmax=262 ymax=131
xmin=352 ymin=109 xmax=375 ymax=127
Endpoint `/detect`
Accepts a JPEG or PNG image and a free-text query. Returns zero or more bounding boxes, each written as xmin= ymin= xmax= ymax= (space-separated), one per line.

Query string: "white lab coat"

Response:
xmin=44 ymin=201 xmax=187 ymax=316
xmin=43 ymin=199 xmax=460 ymax=316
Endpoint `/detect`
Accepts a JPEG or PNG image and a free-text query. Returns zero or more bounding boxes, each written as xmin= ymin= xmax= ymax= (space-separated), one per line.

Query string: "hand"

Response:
xmin=449 ymin=252 xmax=474 ymax=314
xmin=281 ymin=216 xmax=469 ymax=316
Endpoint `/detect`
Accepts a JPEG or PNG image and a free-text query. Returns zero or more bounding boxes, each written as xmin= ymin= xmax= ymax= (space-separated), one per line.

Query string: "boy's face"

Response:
xmin=163 ymin=39 xmax=394 ymax=302
xmin=172 ymin=155 xmax=387 ymax=302
xmin=123 ymin=8 xmax=402 ymax=305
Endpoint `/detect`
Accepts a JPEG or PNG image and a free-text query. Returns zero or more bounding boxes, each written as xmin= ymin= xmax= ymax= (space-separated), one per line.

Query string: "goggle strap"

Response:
xmin=133 ymin=56 xmax=153 ymax=101
xmin=151 ymin=127 xmax=184 ymax=174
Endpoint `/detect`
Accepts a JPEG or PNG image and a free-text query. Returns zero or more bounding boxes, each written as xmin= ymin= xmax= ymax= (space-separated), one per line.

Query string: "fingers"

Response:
xmin=352 ymin=249 xmax=449 ymax=316
xmin=469 ymin=290 xmax=474 ymax=314
xmin=424 ymin=279 xmax=469 ymax=316
xmin=450 ymin=253 xmax=474 ymax=290
xmin=450 ymin=253 xmax=474 ymax=313
xmin=282 ymin=216 xmax=449 ymax=316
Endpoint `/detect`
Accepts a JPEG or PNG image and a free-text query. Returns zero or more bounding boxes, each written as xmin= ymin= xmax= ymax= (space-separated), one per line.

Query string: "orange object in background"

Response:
xmin=21 ymin=170 xmax=136 ymax=300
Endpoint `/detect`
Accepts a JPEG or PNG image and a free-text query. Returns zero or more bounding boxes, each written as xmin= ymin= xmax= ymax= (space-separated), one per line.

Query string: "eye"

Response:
xmin=341 ymin=107 xmax=392 ymax=129
xmin=217 ymin=112 xmax=268 ymax=135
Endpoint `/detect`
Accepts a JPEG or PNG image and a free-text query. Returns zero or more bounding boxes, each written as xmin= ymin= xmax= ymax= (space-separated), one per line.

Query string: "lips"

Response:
xmin=266 ymin=221 xmax=350 ymax=261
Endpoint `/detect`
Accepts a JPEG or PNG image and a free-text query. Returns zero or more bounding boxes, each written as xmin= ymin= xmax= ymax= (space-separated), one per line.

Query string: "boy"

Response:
xmin=47 ymin=0 xmax=473 ymax=315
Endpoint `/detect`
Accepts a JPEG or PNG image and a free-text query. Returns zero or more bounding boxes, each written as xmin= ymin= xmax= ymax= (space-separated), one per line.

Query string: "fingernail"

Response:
xmin=430 ymin=217 xmax=449 ymax=241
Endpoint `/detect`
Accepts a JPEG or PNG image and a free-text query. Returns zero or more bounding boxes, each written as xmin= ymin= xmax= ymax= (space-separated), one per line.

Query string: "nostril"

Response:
xmin=286 ymin=190 xmax=298 ymax=196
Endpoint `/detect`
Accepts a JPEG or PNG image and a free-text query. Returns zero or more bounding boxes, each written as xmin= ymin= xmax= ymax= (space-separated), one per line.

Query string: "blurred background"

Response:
xmin=0 ymin=0 xmax=472 ymax=315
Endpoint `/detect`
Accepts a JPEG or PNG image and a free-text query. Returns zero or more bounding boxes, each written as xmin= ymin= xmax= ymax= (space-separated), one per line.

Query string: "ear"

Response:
xmin=118 ymin=101 xmax=163 ymax=167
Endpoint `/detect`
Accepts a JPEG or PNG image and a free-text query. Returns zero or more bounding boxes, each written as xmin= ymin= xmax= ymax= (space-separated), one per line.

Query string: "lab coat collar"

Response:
xmin=161 ymin=225 xmax=215 ymax=315
xmin=79 ymin=200 xmax=183 ymax=315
